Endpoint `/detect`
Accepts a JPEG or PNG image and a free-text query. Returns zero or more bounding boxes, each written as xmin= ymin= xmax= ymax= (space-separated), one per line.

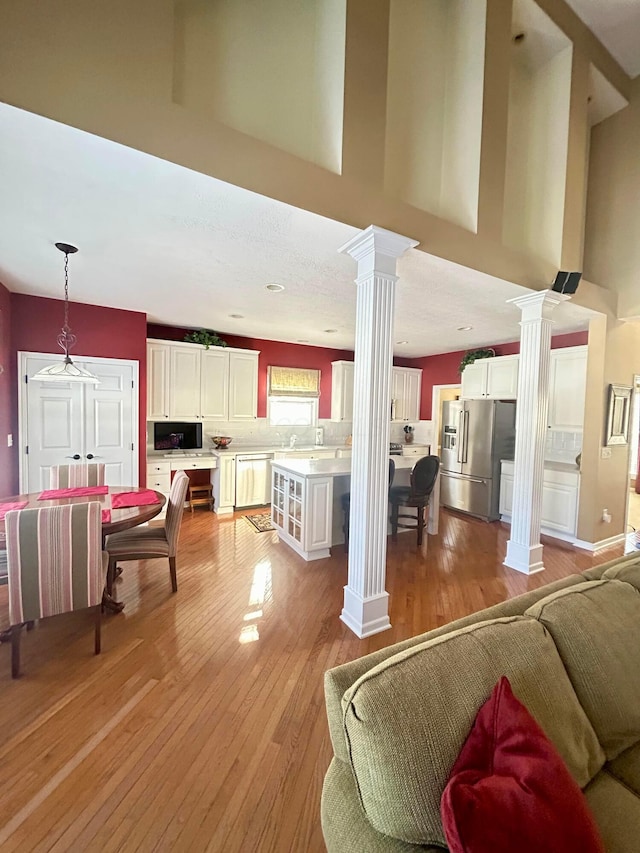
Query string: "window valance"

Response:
xmin=268 ymin=366 xmax=320 ymax=397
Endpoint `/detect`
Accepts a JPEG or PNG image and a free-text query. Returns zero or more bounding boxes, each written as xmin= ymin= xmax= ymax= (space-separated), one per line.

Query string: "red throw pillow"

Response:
xmin=441 ymin=676 xmax=604 ymax=853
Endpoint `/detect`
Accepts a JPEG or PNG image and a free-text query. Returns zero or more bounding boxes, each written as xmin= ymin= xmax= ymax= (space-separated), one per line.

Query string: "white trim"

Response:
xmin=573 ymin=533 xmax=627 ymax=552
xmin=430 ymin=383 xmax=461 ymax=455
xmin=18 ymin=351 xmax=140 ymax=493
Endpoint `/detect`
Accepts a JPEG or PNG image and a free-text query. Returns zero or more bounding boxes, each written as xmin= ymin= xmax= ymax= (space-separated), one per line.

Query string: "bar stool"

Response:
xmin=188 ymin=482 xmax=214 ymax=513
xmin=389 ymin=455 xmax=440 ymax=546
xmin=342 ymin=459 xmax=396 ymax=552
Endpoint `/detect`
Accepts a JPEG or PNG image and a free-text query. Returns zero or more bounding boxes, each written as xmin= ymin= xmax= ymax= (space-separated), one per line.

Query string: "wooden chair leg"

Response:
xmin=106 ymin=556 xmax=116 ymax=596
xmin=94 ymin=604 xmax=102 ymax=655
xmin=26 ymin=621 xmax=35 ymax=631
xmin=169 ymin=556 xmax=178 ymax=593
xmin=11 ymin=624 xmax=21 ymax=678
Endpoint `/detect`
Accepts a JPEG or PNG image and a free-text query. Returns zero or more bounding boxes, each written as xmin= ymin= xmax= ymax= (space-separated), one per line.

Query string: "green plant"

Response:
xmin=459 ymin=347 xmax=496 ymax=373
xmin=184 ymin=329 xmax=228 ymax=349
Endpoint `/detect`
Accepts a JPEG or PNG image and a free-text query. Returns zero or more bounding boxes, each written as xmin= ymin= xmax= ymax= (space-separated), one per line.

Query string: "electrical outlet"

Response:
xmin=7 ymin=433 xmax=12 ymax=447
xmin=601 ymin=447 xmax=612 ymax=459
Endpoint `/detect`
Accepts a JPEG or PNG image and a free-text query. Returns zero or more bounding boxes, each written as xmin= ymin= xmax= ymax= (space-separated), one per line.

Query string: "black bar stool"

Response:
xmin=342 ymin=459 xmax=396 ymax=552
xmin=389 ymin=455 xmax=440 ymax=546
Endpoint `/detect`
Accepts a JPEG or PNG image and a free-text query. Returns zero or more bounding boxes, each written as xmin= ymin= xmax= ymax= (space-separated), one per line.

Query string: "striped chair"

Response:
xmin=5 ymin=502 xmax=107 ymax=678
xmin=106 ymin=471 xmax=190 ymax=599
xmin=50 ymin=462 xmax=106 ymax=489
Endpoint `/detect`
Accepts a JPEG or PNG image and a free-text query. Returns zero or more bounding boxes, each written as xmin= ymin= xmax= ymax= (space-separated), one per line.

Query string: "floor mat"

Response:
xmin=244 ymin=513 xmax=275 ymax=532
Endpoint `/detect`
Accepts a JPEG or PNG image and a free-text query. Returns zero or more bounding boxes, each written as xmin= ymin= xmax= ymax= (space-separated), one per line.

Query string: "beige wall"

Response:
xmin=584 ymin=77 xmax=640 ymax=318
xmin=0 ymin=0 xmax=631 ymax=312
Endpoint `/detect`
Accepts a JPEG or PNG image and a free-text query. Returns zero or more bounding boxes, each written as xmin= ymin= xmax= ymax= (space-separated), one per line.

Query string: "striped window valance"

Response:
xmin=268 ymin=366 xmax=320 ymax=397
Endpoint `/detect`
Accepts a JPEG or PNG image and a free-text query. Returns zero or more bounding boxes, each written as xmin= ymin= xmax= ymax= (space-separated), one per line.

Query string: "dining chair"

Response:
xmin=389 ymin=455 xmax=440 ymax=547
xmin=5 ymin=502 xmax=107 ymax=678
xmin=341 ymin=459 xmax=396 ymax=552
xmin=105 ymin=471 xmax=190 ymax=598
xmin=49 ymin=462 xmax=106 ymax=488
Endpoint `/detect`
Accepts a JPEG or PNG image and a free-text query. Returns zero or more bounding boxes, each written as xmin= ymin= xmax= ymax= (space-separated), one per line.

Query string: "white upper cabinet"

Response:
xmin=461 ymin=355 xmax=519 ymax=400
xmin=146 ymin=340 xmax=259 ymax=421
xmin=548 ymin=346 xmax=587 ymax=431
xmin=228 ymin=351 xmax=259 ymax=420
xmin=170 ymin=345 xmax=202 ymax=419
xmin=147 ymin=341 xmax=171 ymax=419
xmin=331 ymin=361 xmax=354 ymax=422
xmin=391 ymin=367 xmax=422 ymax=421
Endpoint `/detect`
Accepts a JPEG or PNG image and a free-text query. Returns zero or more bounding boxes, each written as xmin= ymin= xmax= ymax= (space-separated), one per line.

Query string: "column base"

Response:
xmin=340 ymin=587 xmax=391 ymax=638
xmin=504 ymin=539 xmax=545 ymax=575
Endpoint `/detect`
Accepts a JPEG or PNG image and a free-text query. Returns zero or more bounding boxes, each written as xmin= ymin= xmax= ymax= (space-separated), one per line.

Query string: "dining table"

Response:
xmin=0 ymin=486 xmax=166 ymax=615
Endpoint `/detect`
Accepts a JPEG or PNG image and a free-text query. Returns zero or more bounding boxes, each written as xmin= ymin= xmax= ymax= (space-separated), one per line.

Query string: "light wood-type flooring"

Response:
xmin=0 ymin=508 xmax=625 ymax=852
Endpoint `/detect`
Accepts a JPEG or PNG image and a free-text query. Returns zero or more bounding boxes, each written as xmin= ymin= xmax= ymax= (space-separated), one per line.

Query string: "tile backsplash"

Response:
xmin=545 ymin=430 xmax=582 ymax=463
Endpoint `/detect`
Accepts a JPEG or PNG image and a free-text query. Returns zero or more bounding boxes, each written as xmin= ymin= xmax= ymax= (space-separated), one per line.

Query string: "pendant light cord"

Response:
xmin=62 ymin=250 xmax=70 ymax=334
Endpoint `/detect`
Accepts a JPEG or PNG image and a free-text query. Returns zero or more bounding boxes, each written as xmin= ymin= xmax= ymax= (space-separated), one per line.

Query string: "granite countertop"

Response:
xmin=501 ymin=458 xmax=580 ymax=474
xmin=147 ymin=444 xmax=351 ymax=460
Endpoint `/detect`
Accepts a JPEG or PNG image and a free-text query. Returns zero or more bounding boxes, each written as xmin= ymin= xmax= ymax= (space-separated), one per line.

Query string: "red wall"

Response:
xmin=0 ymin=282 xmax=12 ymax=496
xmin=413 ymin=331 xmax=589 ymax=419
xmin=147 ymin=324 xmax=355 ymax=419
xmin=9 ymin=294 xmax=147 ymax=492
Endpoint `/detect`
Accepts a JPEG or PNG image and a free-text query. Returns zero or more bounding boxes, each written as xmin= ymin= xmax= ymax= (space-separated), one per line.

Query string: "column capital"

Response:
xmin=339 ymin=225 xmax=418 ymax=277
xmin=507 ymin=289 xmax=572 ymax=321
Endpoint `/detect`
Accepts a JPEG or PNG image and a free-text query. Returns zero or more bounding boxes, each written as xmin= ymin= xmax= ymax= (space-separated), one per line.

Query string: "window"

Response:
xmin=268 ymin=396 xmax=318 ymax=426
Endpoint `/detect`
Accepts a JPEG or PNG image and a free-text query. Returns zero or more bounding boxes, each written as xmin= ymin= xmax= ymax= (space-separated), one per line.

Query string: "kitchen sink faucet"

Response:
xmin=289 ymin=434 xmax=297 ymax=449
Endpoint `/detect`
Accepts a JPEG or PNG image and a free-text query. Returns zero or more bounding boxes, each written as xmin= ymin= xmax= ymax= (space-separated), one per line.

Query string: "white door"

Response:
xmin=20 ymin=353 xmax=138 ymax=492
xmin=461 ymin=362 xmax=487 ymax=399
xmin=147 ymin=341 xmax=170 ymax=420
xmin=548 ymin=347 xmax=587 ymax=431
xmin=486 ymin=356 xmax=519 ymax=399
xmin=83 ymin=360 xmax=136 ymax=486
xmin=200 ymin=348 xmax=229 ymax=420
xmin=229 ymin=351 xmax=258 ymax=420
xmin=169 ymin=346 xmax=201 ymax=419
xmin=391 ymin=368 xmax=405 ymax=420
xmin=404 ymin=370 xmax=422 ymax=421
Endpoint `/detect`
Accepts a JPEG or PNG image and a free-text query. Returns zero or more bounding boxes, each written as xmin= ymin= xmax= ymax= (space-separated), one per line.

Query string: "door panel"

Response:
xmin=462 ymin=400 xmax=494 ymax=479
xmin=440 ymin=471 xmax=493 ymax=518
xmin=84 ymin=362 xmax=135 ymax=487
xmin=170 ymin=347 xmax=201 ymax=419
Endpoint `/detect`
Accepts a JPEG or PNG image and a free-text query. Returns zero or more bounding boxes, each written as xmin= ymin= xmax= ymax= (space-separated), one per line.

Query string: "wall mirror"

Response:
xmin=605 ymin=383 xmax=632 ymax=446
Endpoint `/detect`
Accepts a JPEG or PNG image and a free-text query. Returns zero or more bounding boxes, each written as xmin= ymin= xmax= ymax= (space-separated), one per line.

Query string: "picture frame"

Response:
xmin=605 ymin=383 xmax=632 ymax=446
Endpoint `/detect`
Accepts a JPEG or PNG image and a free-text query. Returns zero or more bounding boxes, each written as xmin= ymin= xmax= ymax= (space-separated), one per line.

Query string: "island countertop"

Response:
xmin=271 ymin=455 xmax=419 ymax=479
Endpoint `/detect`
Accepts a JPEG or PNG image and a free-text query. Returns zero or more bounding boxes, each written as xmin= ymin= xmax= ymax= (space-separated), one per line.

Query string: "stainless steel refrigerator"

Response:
xmin=440 ymin=399 xmax=516 ymax=521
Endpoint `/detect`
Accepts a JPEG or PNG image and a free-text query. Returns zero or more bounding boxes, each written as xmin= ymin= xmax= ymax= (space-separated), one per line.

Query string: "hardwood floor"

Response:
xmin=0 ymin=508 xmax=625 ymax=852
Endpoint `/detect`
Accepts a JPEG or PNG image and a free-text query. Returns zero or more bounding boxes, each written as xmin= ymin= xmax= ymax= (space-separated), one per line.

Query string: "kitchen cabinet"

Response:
xmin=271 ymin=467 xmax=333 ymax=560
xmin=391 ymin=367 xmax=422 ymax=422
xmin=402 ymin=443 xmax=431 ymax=457
xmin=331 ymin=361 xmax=354 ymax=422
xmin=235 ymin=453 xmax=272 ymax=508
xmin=548 ymin=346 xmax=587 ymax=431
xmin=499 ymin=460 xmax=579 ymax=539
xmin=147 ymin=455 xmax=218 ymax=520
xmin=461 ymin=355 xmax=519 ymax=400
xmin=212 ymin=453 xmax=236 ymax=515
xmin=146 ymin=339 xmax=259 ymax=422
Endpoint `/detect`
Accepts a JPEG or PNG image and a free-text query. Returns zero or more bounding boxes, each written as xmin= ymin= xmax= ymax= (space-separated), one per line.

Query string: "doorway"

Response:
xmin=19 ymin=352 xmax=139 ymax=492
xmin=431 ymin=384 xmax=461 ymax=456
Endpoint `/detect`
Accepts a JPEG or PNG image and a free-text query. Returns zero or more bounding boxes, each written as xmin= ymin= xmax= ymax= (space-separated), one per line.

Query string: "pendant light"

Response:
xmin=31 ymin=243 xmax=100 ymax=384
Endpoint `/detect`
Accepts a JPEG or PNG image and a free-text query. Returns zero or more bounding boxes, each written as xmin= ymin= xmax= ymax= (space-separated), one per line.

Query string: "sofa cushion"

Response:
xmin=607 ymin=741 xmax=640 ymax=795
xmin=602 ymin=557 xmax=640 ymax=591
xmin=342 ymin=616 xmax=604 ymax=847
xmin=526 ymin=579 xmax=640 ymax=760
xmin=584 ymin=770 xmax=640 ymax=853
xmin=441 ymin=677 xmax=604 ymax=853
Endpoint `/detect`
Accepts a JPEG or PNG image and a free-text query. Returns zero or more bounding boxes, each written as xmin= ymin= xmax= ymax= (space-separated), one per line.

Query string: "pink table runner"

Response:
xmin=0 ymin=501 xmax=28 ymax=520
xmin=39 ymin=485 xmax=109 ymax=500
xmin=110 ymin=490 xmax=161 ymax=509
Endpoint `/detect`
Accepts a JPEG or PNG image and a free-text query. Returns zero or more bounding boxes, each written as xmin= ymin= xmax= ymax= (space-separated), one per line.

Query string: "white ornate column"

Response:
xmin=504 ymin=290 xmax=571 ymax=574
xmin=339 ymin=226 xmax=418 ymax=638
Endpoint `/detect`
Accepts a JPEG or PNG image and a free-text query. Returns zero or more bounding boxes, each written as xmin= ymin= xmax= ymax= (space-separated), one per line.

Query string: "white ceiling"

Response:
xmin=565 ymin=0 xmax=640 ymax=78
xmin=0 ymin=103 xmax=594 ymax=358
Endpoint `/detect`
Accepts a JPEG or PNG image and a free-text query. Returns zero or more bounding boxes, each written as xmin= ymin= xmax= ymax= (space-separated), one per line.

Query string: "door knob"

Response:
xmin=66 ymin=454 xmax=81 ymax=460
xmin=87 ymin=454 xmax=94 ymax=460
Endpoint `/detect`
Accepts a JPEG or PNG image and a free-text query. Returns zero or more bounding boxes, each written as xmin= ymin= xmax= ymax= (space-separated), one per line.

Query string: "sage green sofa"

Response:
xmin=322 ymin=552 xmax=640 ymax=852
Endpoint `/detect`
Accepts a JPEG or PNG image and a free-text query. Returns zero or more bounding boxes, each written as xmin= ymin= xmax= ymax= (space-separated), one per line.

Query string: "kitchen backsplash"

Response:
xmin=544 ymin=430 xmax=582 ymax=463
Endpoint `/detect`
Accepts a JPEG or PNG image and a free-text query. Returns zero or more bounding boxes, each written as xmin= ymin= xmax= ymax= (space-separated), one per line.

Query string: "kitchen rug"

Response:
xmin=244 ymin=513 xmax=275 ymax=533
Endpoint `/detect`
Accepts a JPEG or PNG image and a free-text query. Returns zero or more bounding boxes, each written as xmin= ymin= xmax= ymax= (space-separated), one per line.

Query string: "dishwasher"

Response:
xmin=235 ymin=453 xmax=273 ymax=508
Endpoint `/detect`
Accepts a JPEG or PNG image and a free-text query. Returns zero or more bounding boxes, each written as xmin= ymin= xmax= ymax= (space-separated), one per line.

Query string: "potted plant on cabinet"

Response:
xmin=459 ymin=348 xmax=496 ymax=373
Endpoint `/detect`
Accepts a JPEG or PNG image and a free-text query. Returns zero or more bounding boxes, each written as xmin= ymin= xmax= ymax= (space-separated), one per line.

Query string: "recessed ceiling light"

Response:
xmin=324 ymin=329 xmax=338 ymax=334
xmin=265 ymin=283 xmax=285 ymax=292
xmin=396 ymin=340 xmax=409 ymax=345
xmin=229 ymin=313 xmax=244 ymax=319
xmin=458 ymin=325 xmax=473 ymax=331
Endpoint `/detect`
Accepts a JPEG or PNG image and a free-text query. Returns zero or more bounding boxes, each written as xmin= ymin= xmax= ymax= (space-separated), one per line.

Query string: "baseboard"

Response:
xmin=572 ymin=533 xmax=626 ymax=552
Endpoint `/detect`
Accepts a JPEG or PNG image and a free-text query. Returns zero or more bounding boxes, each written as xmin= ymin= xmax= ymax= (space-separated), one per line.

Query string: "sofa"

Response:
xmin=321 ymin=552 xmax=640 ymax=852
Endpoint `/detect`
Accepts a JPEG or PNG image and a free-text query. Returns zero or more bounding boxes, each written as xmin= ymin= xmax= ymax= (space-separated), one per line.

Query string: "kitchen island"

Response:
xmin=271 ymin=456 xmax=439 ymax=561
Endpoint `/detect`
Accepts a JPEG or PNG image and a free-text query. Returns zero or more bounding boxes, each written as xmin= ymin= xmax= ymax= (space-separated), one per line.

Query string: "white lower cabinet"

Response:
xmin=499 ymin=461 xmax=579 ymax=540
xmin=147 ymin=456 xmax=218 ymax=520
xmin=271 ymin=468 xmax=333 ymax=561
xmin=402 ymin=444 xmax=430 ymax=457
xmin=212 ymin=454 xmax=236 ymax=515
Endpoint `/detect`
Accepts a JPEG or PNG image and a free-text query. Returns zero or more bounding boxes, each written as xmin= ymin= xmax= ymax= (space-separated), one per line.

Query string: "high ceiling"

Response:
xmin=565 ymin=0 xmax=640 ymax=77
xmin=0 ymin=103 xmax=594 ymax=359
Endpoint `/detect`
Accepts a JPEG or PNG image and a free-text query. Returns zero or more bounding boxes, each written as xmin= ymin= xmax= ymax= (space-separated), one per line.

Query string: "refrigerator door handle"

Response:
xmin=444 ymin=472 xmax=487 ymax=485
xmin=457 ymin=410 xmax=464 ymax=463
xmin=462 ymin=410 xmax=470 ymax=464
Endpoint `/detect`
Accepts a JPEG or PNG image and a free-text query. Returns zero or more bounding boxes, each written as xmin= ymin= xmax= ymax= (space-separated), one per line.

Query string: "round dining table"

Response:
xmin=0 ymin=487 xmax=166 ymax=614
